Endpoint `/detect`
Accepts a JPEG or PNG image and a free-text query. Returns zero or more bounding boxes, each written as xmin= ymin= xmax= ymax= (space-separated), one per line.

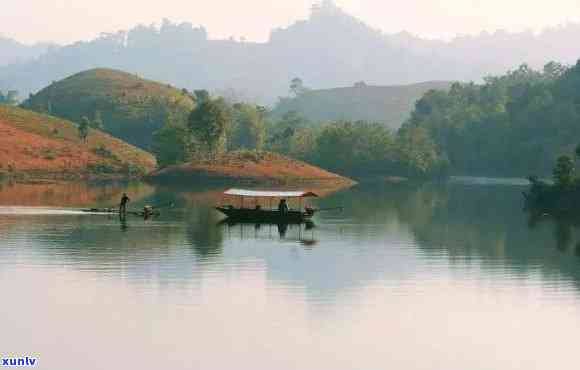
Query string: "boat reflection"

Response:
xmin=218 ymin=219 xmax=317 ymax=246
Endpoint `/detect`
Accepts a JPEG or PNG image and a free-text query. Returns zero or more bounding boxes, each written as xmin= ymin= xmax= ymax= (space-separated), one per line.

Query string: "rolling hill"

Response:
xmin=22 ymin=68 xmax=195 ymax=150
xmin=0 ymin=105 xmax=156 ymax=180
xmin=148 ymin=150 xmax=354 ymax=186
xmin=272 ymin=81 xmax=452 ymax=129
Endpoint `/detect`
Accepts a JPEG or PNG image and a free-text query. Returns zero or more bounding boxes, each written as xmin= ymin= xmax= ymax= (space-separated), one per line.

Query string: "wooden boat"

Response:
xmin=215 ymin=189 xmax=318 ymax=223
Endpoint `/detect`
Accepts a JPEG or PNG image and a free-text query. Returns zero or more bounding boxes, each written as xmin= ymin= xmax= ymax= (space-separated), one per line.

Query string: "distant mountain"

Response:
xmin=0 ymin=36 xmax=56 ymax=66
xmin=272 ymin=81 xmax=451 ymax=129
xmin=22 ymin=68 xmax=195 ymax=150
xmin=0 ymin=105 xmax=155 ymax=179
xmin=2 ymin=1 xmax=580 ymax=104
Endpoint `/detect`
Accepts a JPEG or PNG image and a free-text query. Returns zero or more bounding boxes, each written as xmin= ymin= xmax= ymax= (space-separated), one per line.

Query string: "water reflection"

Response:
xmin=219 ymin=220 xmax=317 ymax=244
xmin=2 ymin=180 xmax=580 ymax=291
xmin=4 ymin=180 xmax=580 ymax=370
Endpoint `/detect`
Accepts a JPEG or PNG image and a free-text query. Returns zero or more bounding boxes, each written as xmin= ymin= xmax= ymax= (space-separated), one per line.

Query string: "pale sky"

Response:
xmin=3 ymin=0 xmax=580 ymax=44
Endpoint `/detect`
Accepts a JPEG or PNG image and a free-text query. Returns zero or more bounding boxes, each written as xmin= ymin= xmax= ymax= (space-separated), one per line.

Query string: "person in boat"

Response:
xmin=143 ymin=205 xmax=153 ymax=219
xmin=119 ymin=193 xmax=130 ymax=216
xmin=278 ymin=199 xmax=289 ymax=214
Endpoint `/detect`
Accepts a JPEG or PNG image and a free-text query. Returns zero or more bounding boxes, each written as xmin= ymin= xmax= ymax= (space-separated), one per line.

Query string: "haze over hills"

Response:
xmin=0 ymin=36 xmax=57 ymax=67
xmin=1 ymin=1 xmax=580 ymax=104
xmin=273 ymin=81 xmax=452 ymax=129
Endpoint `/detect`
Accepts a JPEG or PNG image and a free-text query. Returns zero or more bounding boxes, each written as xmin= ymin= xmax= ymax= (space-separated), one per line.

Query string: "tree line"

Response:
xmin=0 ymin=90 xmax=18 ymax=105
xmin=405 ymin=61 xmax=580 ymax=177
xmin=152 ymin=90 xmax=448 ymax=179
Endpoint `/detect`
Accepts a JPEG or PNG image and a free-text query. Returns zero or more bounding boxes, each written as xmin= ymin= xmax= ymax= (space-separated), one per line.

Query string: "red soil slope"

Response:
xmin=149 ymin=151 xmax=355 ymax=186
xmin=0 ymin=105 xmax=156 ymax=179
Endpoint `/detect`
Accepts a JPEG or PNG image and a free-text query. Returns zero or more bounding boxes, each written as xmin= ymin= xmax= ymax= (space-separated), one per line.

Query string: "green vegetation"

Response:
xmin=267 ymin=117 xmax=448 ymax=179
xmin=153 ymin=90 xmax=269 ymax=168
xmin=229 ymin=103 xmax=267 ymax=152
xmin=405 ymin=62 xmax=580 ymax=177
xmin=78 ymin=116 xmax=90 ymax=142
xmin=22 ymin=68 xmax=194 ymax=150
xmin=187 ymin=91 xmax=230 ymax=157
xmin=152 ymin=123 xmax=192 ymax=168
xmin=525 ymin=145 xmax=580 ymax=214
xmin=151 ymin=87 xmax=447 ymax=180
xmin=0 ymin=90 xmax=18 ymax=105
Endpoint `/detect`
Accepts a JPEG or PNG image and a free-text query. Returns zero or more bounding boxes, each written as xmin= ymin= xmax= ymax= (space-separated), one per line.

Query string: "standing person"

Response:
xmin=278 ymin=199 xmax=289 ymax=214
xmin=119 ymin=193 xmax=130 ymax=216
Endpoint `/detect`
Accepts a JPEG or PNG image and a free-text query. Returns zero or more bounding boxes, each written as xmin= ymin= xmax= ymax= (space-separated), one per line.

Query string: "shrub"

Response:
xmin=87 ymin=163 xmax=116 ymax=174
xmin=92 ymin=145 xmax=118 ymax=160
xmin=121 ymin=163 xmax=147 ymax=177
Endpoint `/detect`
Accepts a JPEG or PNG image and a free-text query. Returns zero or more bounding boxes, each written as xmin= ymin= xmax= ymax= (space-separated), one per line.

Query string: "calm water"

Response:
xmin=1 ymin=179 xmax=580 ymax=370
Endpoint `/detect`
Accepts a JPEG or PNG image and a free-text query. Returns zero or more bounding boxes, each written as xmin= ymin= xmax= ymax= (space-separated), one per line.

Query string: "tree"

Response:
xmin=187 ymin=91 xmax=231 ymax=157
xmin=290 ymin=78 xmax=306 ymax=96
xmin=230 ymin=103 xmax=266 ymax=151
xmin=78 ymin=116 xmax=90 ymax=143
xmin=553 ymin=155 xmax=575 ymax=187
xmin=575 ymin=144 xmax=580 ymax=160
xmin=152 ymin=123 xmax=192 ymax=167
xmin=91 ymin=110 xmax=104 ymax=130
xmin=314 ymin=121 xmax=395 ymax=176
xmin=543 ymin=61 xmax=567 ymax=81
xmin=267 ymin=111 xmax=310 ymax=154
xmin=396 ymin=126 xmax=446 ymax=178
xmin=0 ymin=90 xmax=18 ymax=105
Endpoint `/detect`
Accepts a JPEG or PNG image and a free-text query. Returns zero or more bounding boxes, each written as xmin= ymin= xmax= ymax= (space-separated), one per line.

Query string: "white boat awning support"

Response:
xmin=223 ymin=189 xmax=319 ymax=198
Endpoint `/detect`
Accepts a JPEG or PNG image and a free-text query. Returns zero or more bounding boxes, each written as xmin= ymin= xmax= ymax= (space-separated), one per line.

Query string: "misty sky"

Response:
xmin=3 ymin=0 xmax=580 ymax=44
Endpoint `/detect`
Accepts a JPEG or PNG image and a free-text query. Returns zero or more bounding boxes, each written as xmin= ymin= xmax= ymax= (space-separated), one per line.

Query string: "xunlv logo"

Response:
xmin=1 ymin=357 xmax=37 ymax=367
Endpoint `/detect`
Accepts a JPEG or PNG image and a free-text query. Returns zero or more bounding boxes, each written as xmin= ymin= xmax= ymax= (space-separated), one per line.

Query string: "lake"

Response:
xmin=1 ymin=178 xmax=579 ymax=370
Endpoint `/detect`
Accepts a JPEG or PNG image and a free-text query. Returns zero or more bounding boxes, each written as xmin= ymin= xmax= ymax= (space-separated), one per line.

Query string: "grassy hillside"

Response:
xmin=148 ymin=150 xmax=355 ymax=186
xmin=273 ymin=81 xmax=451 ymax=129
xmin=22 ymin=68 xmax=195 ymax=149
xmin=0 ymin=105 xmax=156 ymax=179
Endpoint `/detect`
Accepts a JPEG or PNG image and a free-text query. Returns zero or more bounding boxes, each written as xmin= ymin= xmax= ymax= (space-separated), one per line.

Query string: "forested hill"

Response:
xmin=272 ymin=81 xmax=451 ymax=129
xmin=3 ymin=1 xmax=580 ymax=103
xmin=22 ymin=68 xmax=195 ymax=150
xmin=405 ymin=62 xmax=580 ymax=177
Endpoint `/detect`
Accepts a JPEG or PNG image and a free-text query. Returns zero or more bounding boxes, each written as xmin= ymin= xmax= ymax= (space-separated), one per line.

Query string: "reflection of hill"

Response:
xmin=389 ymin=183 xmax=580 ymax=288
xmin=0 ymin=181 xmax=154 ymax=207
xmin=4 ymin=180 xmax=580 ymax=301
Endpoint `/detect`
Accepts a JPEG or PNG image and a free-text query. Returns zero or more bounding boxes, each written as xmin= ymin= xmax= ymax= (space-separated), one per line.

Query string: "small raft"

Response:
xmin=81 ymin=208 xmax=161 ymax=217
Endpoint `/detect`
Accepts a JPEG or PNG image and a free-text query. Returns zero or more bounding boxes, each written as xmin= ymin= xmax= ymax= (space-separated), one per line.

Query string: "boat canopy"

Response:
xmin=224 ymin=189 xmax=318 ymax=198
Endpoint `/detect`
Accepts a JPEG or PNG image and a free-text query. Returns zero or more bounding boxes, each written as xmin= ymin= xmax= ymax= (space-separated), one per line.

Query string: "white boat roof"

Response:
xmin=224 ymin=189 xmax=318 ymax=198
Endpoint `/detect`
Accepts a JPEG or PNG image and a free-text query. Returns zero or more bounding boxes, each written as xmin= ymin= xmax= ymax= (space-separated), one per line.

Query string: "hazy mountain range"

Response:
xmin=2 ymin=1 xmax=580 ymax=104
xmin=0 ymin=36 xmax=57 ymax=67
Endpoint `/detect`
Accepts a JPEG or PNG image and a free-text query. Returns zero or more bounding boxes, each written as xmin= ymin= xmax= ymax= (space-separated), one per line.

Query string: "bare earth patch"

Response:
xmin=148 ymin=151 xmax=355 ymax=187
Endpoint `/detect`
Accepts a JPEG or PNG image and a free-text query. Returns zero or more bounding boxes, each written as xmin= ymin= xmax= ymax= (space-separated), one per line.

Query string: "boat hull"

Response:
xmin=216 ymin=207 xmax=313 ymax=223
